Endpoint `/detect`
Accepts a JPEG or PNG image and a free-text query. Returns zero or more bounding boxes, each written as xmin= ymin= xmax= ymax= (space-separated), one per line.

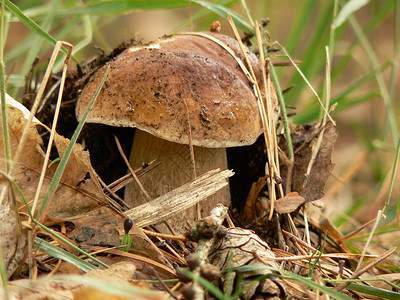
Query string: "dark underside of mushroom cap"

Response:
xmin=77 ymin=32 xmax=269 ymax=148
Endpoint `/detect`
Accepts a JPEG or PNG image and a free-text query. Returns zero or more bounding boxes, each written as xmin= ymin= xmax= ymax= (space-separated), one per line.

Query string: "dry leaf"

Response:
xmin=274 ymin=192 xmax=305 ymax=214
xmin=209 ymin=227 xmax=285 ymax=299
xmin=10 ymin=262 xmax=167 ymax=300
xmin=0 ymin=205 xmax=28 ymax=278
xmin=280 ymin=123 xmax=336 ymax=202
xmin=0 ymin=101 xmax=103 ymax=222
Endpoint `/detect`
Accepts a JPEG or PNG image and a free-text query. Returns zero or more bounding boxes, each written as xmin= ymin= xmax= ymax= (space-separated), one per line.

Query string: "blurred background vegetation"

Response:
xmin=3 ymin=0 xmax=399 ymax=244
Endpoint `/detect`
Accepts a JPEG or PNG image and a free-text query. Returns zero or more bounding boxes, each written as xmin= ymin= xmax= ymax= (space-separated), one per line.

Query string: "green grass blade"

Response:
xmin=284 ymin=2 xmax=333 ymax=106
xmin=34 ymin=237 xmax=97 ymax=272
xmin=231 ymin=265 xmax=353 ymax=300
xmin=20 ymin=0 xmax=58 ymax=80
xmin=172 ymin=0 xmax=234 ymax=33
xmin=333 ymin=0 xmax=370 ymax=28
xmin=192 ymin=0 xmax=254 ymax=33
xmin=387 ymin=135 xmax=400 ymax=207
xmin=283 ymin=0 xmax=318 ymax=55
xmin=37 ymin=65 xmax=110 ymax=218
xmin=347 ymin=282 xmax=400 ymax=299
xmin=293 ymin=61 xmax=390 ymax=124
xmin=0 ymin=0 xmax=10 ymax=172
xmin=4 ymin=0 xmax=77 ymax=62
xmin=60 ymin=0 xmax=191 ymax=15
xmin=348 ymin=15 xmax=398 ymax=143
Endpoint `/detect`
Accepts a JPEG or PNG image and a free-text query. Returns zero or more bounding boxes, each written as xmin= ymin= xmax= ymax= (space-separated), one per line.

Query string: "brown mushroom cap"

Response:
xmin=76 ymin=32 xmax=268 ymax=148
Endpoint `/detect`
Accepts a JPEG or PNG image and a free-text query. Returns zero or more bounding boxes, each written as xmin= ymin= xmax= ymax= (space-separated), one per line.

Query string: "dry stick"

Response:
xmin=229 ymin=17 xmax=281 ymax=219
xmin=302 ymin=46 xmax=332 ymax=189
xmin=334 ymin=247 xmax=397 ymax=292
xmin=106 ymin=159 xmax=158 ymax=193
xmin=182 ymin=99 xmax=199 ymax=219
xmin=150 ymin=267 xmax=179 ymax=300
xmin=141 ymin=228 xmax=186 ymax=241
xmin=354 ymin=209 xmax=385 ymax=274
xmin=113 ymin=135 xmax=152 ymax=202
xmin=254 ymin=23 xmax=278 ymax=219
xmin=9 ymin=43 xmax=73 ymax=177
xmin=93 ymin=170 xmax=128 ymax=210
xmin=339 ymin=217 xmax=383 ymax=243
xmin=31 ymin=41 xmax=73 ymax=217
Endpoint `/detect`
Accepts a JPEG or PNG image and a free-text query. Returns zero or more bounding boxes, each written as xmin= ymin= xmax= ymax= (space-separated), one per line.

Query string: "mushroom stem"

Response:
xmin=124 ymin=130 xmax=230 ymax=233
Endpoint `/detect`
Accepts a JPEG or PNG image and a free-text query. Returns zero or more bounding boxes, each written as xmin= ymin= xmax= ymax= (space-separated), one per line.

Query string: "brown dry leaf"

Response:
xmin=280 ymin=122 xmax=336 ymax=202
xmin=0 ymin=205 xmax=28 ymax=278
xmin=10 ymin=262 xmax=167 ymax=300
xmin=0 ymin=101 xmax=103 ymax=222
xmin=274 ymin=192 xmax=305 ymax=214
xmin=319 ymin=217 xmax=343 ymax=242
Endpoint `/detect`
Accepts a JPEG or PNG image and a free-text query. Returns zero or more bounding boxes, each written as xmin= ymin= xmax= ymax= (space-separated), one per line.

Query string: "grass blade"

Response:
xmin=347 ymin=282 xmax=400 ymax=299
xmin=333 ymin=0 xmax=370 ymax=28
xmin=34 ymin=237 xmax=97 ymax=272
xmin=193 ymin=0 xmax=254 ymax=33
xmin=60 ymin=0 xmax=191 ymax=15
xmin=4 ymin=0 xmax=76 ymax=62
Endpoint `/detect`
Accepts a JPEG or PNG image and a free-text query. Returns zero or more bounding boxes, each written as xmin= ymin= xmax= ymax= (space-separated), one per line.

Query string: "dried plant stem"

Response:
xmin=335 ymin=247 xmax=396 ymax=292
xmin=31 ymin=41 xmax=73 ymax=217
xmin=269 ymin=63 xmax=294 ymax=195
xmin=254 ymin=22 xmax=281 ymax=218
xmin=340 ymin=217 xmax=383 ymax=242
xmin=114 ymin=135 xmax=152 ymax=202
xmin=183 ymin=98 xmax=200 ymax=219
xmin=354 ymin=209 xmax=385 ymax=274
xmin=302 ymin=46 xmax=332 ymax=189
xmin=227 ymin=16 xmax=282 ymax=218
xmin=106 ymin=159 xmax=157 ymax=193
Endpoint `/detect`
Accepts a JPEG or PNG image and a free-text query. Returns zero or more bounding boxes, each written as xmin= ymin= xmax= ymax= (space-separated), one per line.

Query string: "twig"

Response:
xmin=31 ymin=41 xmax=73 ymax=217
xmin=302 ymin=46 xmax=332 ymax=189
xmin=151 ymin=267 xmax=179 ymax=300
xmin=113 ymin=135 xmax=152 ymax=202
xmin=334 ymin=247 xmax=396 ymax=292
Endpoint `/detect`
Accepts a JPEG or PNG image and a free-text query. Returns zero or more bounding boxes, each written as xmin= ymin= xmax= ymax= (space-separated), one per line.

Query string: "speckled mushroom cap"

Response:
xmin=76 ymin=32 xmax=275 ymax=148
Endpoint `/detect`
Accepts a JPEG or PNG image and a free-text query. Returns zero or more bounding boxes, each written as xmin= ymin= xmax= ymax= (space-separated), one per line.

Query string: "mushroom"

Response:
xmin=76 ymin=32 xmax=278 ymax=232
